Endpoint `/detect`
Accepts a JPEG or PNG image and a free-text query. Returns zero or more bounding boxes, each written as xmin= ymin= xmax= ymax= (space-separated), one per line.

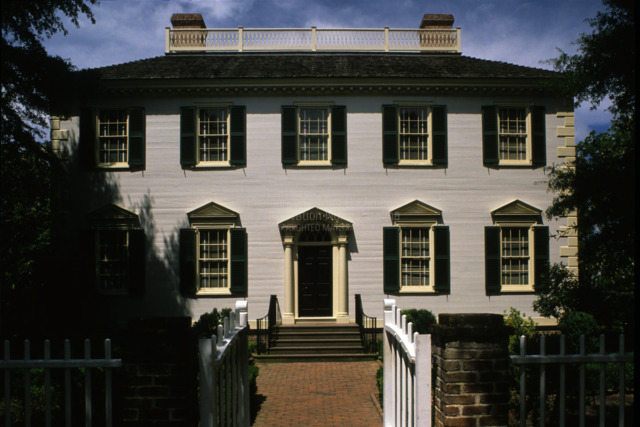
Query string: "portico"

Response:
xmin=279 ymin=208 xmax=352 ymax=324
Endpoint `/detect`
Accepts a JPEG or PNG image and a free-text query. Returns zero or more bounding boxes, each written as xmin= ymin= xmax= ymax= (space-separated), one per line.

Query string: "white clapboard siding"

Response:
xmin=59 ymin=95 xmax=564 ymax=322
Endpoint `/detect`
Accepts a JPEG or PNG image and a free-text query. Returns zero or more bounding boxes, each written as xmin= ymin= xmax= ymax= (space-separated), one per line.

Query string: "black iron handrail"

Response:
xmin=355 ymin=294 xmax=378 ymax=354
xmin=256 ymin=295 xmax=281 ymax=354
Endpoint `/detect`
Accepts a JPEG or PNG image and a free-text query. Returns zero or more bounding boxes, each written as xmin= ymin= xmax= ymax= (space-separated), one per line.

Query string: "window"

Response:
xmin=485 ymin=200 xmax=549 ymax=294
xmin=87 ymin=204 xmax=146 ymax=296
xmin=98 ymin=109 xmax=128 ymax=164
xmin=500 ymin=227 xmax=529 ymax=285
xmin=383 ymin=200 xmax=450 ymax=294
xmin=382 ymin=104 xmax=447 ymax=166
xmin=482 ymin=105 xmax=546 ymax=167
xmin=180 ymin=105 xmax=246 ymax=168
xmin=401 ymin=228 xmax=431 ymax=286
xmin=198 ymin=229 xmax=228 ymax=289
xmin=180 ymin=202 xmax=247 ymax=295
xmin=80 ymin=107 xmax=146 ymax=170
xmin=281 ymin=105 xmax=347 ymax=166
xmin=97 ymin=229 xmax=129 ymax=291
xmin=199 ymin=108 xmax=229 ymax=163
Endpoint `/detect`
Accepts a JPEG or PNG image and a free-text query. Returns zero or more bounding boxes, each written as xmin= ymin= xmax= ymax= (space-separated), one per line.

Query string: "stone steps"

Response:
xmin=254 ymin=323 xmax=378 ymax=362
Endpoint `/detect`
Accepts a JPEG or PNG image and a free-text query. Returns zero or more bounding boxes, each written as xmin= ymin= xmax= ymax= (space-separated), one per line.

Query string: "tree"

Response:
xmin=1 ymin=0 xmax=97 ymax=337
xmin=534 ymin=0 xmax=635 ymax=330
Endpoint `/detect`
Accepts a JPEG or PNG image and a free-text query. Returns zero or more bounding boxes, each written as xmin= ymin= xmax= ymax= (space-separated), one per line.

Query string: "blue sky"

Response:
xmin=43 ymin=0 xmax=613 ymax=141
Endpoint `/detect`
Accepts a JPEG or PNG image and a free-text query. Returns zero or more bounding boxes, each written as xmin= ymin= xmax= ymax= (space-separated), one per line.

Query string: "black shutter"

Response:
xmin=431 ymin=105 xmax=448 ymax=167
xmin=485 ymin=226 xmax=501 ymax=295
xmin=281 ymin=106 xmax=298 ymax=165
xmin=433 ymin=226 xmax=450 ymax=294
xmin=79 ymin=108 xmax=95 ymax=169
xmin=83 ymin=229 xmax=97 ymax=293
xmin=179 ymin=228 xmax=197 ymax=295
xmin=482 ymin=106 xmax=499 ymax=166
xmin=229 ymin=228 xmax=248 ymax=294
xmin=533 ymin=226 xmax=550 ymax=289
xmin=128 ymin=229 xmax=146 ymax=295
xmin=383 ymin=226 xmax=400 ymax=293
xmin=128 ymin=108 xmax=145 ymax=169
xmin=229 ymin=105 xmax=246 ymax=167
xmin=180 ymin=107 xmax=197 ymax=168
xmin=531 ymin=106 xmax=546 ymax=167
xmin=382 ymin=105 xmax=399 ymax=164
xmin=331 ymin=105 xmax=347 ymax=165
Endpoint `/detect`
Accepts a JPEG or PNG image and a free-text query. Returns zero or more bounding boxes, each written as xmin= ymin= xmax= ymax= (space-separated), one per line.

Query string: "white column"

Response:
xmin=282 ymin=233 xmax=295 ymax=324
xmin=336 ymin=233 xmax=349 ymax=323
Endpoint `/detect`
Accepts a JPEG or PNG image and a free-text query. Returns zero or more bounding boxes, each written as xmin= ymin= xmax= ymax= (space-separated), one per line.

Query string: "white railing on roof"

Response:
xmin=166 ymin=27 xmax=461 ymax=53
xmin=383 ymin=299 xmax=432 ymax=427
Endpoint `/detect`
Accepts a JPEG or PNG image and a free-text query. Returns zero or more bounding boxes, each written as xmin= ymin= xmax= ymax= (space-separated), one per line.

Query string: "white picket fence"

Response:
xmin=198 ymin=301 xmax=250 ymax=427
xmin=383 ymin=299 xmax=432 ymax=427
xmin=1 ymin=338 xmax=122 ymax=427
xmin=510 ymin=333 xmax=634 ymax=427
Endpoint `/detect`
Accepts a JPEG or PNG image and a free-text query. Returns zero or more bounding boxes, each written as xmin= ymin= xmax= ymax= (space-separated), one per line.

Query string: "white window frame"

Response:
xmin=196 ymin=105 xmax=231 ymax=166
xmin=496 ymin=105 xmax=532 ymax=166
xmin=96 ymin=108 xmax=129 ymax=168
xmin=397 ymin=105 xmax=433 ymax=165
xmin=95 ymin=228 xmax=130 ymax=296
xmin=296 ymin=103 xmax=332 ymax=166
xmin=195 ymin=227 xmax=231 ymax=294
xmin=398 ymin=225 xmax=436 ymax=292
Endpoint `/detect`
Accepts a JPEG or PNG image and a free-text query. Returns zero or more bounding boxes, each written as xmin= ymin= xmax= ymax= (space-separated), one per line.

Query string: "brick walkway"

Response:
xmin=251 ymin=360 xmax=383 ymax=426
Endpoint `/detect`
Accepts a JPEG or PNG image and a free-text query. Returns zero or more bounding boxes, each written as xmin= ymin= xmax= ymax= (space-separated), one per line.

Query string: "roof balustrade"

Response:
xmin=165 ymin=27 xmax=461 ymax=53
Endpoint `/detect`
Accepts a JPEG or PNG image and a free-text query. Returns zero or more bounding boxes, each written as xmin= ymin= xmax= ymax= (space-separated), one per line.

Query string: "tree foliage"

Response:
xmin=536 ymin=0 xmax=635 ymax=330
xmin=546 ymin=0 xmax=635 ymax=119
xmin=1 ymin=0 xmax=97 ymax=337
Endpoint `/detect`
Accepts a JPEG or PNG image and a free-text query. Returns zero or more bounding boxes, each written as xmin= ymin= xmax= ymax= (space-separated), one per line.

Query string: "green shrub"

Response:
xmin=503 ymin=307 xmax=538 ymax=355
xmin=558 ymin=311 xmax=601 ymax=353
xmin=192 ymin=307 xmax=233 ymax=338
xmin=400 ymin=309 xmax=436 ymax=334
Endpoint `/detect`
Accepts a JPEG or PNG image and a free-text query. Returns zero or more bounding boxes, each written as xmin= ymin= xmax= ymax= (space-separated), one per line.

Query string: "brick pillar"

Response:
xmin=432 ymin=314 xmax=509 ymax=427
xmin=120 ymin=317 xmax=197 ymax=426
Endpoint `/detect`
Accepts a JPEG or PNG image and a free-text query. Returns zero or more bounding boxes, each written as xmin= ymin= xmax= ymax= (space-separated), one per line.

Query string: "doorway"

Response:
xmin=298 ymin=245 xmax=333 ymax=317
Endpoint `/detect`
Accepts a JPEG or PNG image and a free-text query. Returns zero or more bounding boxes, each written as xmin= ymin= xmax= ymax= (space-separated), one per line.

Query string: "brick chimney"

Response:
xmin=419 ymin=14 xmax=454 ymax=29
xmin=170 ymin=13 xmax=206 ymax=29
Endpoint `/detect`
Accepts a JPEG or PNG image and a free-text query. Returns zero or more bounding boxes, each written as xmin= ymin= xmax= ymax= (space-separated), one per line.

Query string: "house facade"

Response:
xmin=50 ymin=13 xmax=577 ymax=327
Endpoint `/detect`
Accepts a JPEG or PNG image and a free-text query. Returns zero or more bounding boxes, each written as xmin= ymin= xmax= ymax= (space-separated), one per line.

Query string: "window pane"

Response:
xmin=98 ymin=109 xmax=128 ymax=163
xmin=199 ymin=229 xmax=228 ymax=288
xmin=498 ymin=108 xmax=527 ymax=161
xmin=399 ymin=107 xmax=429 ymax=160
xmin=199 ymin=108 xmax=228 ymax=162
xmin=299 ymin=108 xmax=329 ymax=161
xmin=401 ymin=228 xmax=430 ymax=286
xmin=501 ymin=227 xmax=529 ymax=285
xmin=98 ymin=230 xmax=128 ymax=291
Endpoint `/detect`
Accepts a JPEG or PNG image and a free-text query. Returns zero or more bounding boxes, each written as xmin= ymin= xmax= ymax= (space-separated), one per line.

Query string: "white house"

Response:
xmin=50 ymin=13 xmax=577 ymax=327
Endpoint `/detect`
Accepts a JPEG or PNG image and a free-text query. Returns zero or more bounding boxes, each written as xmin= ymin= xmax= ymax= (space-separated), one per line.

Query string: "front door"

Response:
xmin=298 ymin=246 xmax=332 ymax=317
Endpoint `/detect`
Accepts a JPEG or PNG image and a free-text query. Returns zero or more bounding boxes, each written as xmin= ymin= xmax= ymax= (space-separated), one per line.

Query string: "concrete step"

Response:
xmin=272 ymin=338 xmax=362 ymax=347
xmin=254 ymin=353 xmax=379 ymax=363
xmin=260 ymin=323 xmax=373 ymax=361
xmin=268 ymin=345 xmax=365 ymax=355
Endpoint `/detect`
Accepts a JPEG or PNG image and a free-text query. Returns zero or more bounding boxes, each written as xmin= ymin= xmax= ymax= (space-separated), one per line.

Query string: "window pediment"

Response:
xmin=88 ymin=204 xmax=140 ymax=228
xmin=187 ymin=202 xmax=239 ymax=226
xmin=391 ymin=200 xmax=442 ymax=225
xmin=491 ymin=199 xmax=542 ymax=224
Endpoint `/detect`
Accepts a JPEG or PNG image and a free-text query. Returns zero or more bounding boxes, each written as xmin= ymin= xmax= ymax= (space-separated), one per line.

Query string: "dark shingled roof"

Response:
xmin=91 ymin=52 xmax=559 ymax=81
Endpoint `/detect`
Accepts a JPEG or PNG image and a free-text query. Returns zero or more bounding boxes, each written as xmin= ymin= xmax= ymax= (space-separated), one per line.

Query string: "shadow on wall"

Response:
xmin=48 ymin=132 xmax=192 ymax=340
